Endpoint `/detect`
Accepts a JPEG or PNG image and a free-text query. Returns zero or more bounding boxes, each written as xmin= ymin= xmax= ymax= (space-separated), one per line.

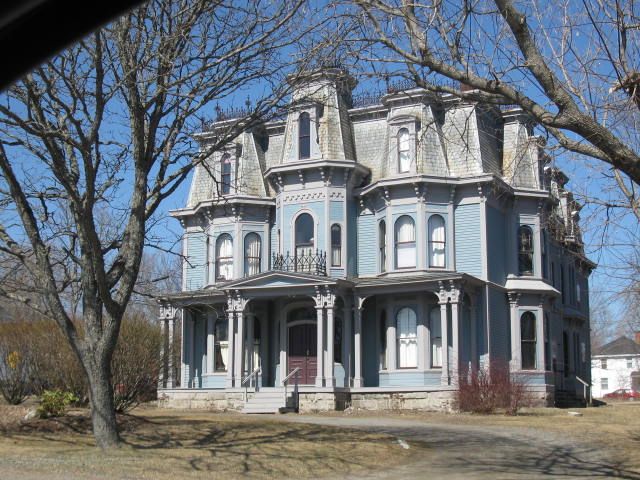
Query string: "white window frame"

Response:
xmin=243 ymin=232 xmax=262 ymax=277
xmin=395 ymin=215 xmax=416 ymax=269
xmin=396 ymin=307 xmax=418 ymax=369
xmin=428 ymin=214 xmax=446 ymax=268
xmin=215 ymin=233 xmax=233 ymax=281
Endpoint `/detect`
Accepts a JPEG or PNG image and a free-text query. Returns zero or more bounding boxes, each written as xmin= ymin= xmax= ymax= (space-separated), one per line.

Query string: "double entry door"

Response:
xmin=288 ymin=323 xmax=317 ymax=385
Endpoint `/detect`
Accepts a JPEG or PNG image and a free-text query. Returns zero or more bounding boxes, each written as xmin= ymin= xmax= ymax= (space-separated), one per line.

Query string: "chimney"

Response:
xmin=635 ymin=332 xmax=640 ymax=345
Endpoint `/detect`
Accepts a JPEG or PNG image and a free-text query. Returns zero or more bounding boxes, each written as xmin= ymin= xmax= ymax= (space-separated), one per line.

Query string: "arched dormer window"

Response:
xmin=428 ymin=215 xmax=446 ymax=268
xmin=398 ymin=128 xmax=410 ymax=173
xmin=221 ymin=154 xmax=232 ymax=195
xmin=395 ymin=215 xmax=416 ymax=269
xmin=215 ymin=234 xmax=233 ymax=281
xmin=331 ymin=224 xmax=342 ymax=267
xmin=299 ymin=112 xmax=311 ymax=159
xmin=518 ymin=225 xmax=534 ymax=276
xmin=379 ymin=220 xmax=386 ymax=272
xmin=295 ymin=213 xmax=314 ymax=257
xmin=244 ymin=233 xmax=261 ymax=276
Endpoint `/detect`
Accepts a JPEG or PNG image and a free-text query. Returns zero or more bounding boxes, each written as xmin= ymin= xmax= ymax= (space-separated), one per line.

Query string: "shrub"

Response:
xmin=111 ymin=313 xmax=162 ymax=412
xmin=456 ymin=361 xmax=532 ymax=415
xmin=37 ymin=390 xmax=79 ymax=418
xmin=0 ymin=323 xmax=37 ymax=404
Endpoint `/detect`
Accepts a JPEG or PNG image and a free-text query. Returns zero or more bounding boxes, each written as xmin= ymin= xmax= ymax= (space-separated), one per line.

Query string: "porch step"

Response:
xmin=555 ymin=389 xmax=587 ymax=408
xmin=241 ymin=389 xmax=295 ymax=414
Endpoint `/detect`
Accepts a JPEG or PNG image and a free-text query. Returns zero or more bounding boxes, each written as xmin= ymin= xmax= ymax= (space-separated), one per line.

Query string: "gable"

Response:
xmin=221 ymin=271 xmax=337 ymax=290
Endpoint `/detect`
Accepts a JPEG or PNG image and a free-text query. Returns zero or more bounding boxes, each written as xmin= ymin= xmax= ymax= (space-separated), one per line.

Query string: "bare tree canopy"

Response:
xmin=347 ymin=0 xmax=640 ymax=185
xmin=0 ymin=0 xmax=314 ymax=448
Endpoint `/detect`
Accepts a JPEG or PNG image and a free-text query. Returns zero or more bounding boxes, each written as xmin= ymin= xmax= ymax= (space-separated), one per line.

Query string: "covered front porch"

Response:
xmin=157 ymin=271 xmax=485 ymax=411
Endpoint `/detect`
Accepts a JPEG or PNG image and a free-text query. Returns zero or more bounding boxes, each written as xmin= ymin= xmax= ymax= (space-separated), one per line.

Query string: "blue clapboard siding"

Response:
xmin=379 ymin=371 xmax=442 ymax=387
xmin=347 ymin=200 xmax=357 ymax=276
xmin=488 ymin=287 xmax=510 ymax=360
xmin=186 ymin=231 xmax=207 ymax=291
xmin=330 ymin=200 xmax=344 ymax=222
xmin=487 ymin=206 xmax=506 ymax=284
xmin=454 ymin=203 xmax=482 ymax=277
xmin=357 ymin=214 xmax=376 ymax=276
xmin=201 ymin=375 xmax=226 ymax=388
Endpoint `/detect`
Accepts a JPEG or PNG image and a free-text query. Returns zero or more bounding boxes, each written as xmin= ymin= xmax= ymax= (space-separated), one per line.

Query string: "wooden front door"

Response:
xmin=288 ymin=324 xmax=317 ymax=385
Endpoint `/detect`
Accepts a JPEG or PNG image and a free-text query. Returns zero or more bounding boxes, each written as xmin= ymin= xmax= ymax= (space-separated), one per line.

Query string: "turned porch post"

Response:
xmin=315 ymin=304 xmax=325 ymax=387
xmin=353 ymin=297 xmax=363 ymax=388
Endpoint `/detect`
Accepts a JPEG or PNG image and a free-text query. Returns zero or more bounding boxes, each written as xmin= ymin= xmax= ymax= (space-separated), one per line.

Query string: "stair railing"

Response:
xmin=241 ymin=366 xmax=261 ymax=403
xmin=575 ymin=375 xmax=591 ymax=406
xmin=282 ymin=367 xmax=301 ymax=410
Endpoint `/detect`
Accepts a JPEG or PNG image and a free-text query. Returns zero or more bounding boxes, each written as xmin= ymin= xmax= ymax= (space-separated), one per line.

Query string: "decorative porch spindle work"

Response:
xmin=272 ymin=250 xmax=327 ymax=276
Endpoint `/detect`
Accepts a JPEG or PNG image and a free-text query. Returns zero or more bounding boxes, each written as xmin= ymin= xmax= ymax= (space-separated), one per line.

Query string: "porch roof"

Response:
xmin=354 ymin=271 xmax=480 ymax=290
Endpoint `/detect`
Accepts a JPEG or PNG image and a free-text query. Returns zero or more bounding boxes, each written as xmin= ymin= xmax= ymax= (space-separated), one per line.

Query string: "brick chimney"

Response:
xmin=635 ymin=332 xmax=640 ymax=344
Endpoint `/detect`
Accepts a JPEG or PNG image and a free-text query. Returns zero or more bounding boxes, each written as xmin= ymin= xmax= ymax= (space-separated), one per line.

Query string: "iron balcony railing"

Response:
xmin=272 ymin=250 xmax=327 ymax=276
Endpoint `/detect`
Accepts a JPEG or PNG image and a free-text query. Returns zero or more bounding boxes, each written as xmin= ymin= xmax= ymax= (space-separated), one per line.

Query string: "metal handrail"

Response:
xmin=242 ymin=366 xmax=261 ymax=402
xmin=282 ymin=367 xmax=301 ymax=410
xmin=576 ymin=375 xmax=592 ymax=406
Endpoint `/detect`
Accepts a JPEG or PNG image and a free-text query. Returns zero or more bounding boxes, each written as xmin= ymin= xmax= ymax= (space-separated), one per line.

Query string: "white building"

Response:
xmin=591 ymin=335 xmax=640 ymax=398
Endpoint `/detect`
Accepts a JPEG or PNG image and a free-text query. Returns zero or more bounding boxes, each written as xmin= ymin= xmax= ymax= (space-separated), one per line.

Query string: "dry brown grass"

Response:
xmin=0 ymin=404 xmax=420 ymax=479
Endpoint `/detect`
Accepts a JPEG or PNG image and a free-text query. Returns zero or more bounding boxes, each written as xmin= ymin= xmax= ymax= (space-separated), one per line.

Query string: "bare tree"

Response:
xmin=0 ymin=0 xmax=314 ymax=448
xmin=345 ymin=0 xmax=640 ymax=184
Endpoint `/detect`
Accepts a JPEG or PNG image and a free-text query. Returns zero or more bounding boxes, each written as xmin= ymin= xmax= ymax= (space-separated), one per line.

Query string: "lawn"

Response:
xmin=0 ymin=403 xmax=420 ymax=480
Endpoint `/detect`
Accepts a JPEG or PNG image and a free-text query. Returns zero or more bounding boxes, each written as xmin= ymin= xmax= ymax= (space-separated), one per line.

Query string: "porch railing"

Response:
xmin=272 ymin=250 xmax=327 ymax=276
xmin=576 ymin=375 xmax=592 ymax=406
xmin=282 ymin=367 xmax=301 ymax=412
xmin=241 ymin=366 xmax=261 ymax=402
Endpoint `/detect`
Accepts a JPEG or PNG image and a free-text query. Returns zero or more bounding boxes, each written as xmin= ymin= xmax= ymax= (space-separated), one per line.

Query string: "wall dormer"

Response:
xmin=388 ymin=114 xmax=420 ymax=175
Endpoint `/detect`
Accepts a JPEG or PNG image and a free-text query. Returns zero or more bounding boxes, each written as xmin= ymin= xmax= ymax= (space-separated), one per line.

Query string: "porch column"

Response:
xmin=167 ymin=314 xmax=176 ymax=388
xmin=226 ymin=310 xmax=235 ymax=388
xmin=235 ymin=312 xmax=245 ymax=386
xmin=343 ymin=297 xmax=352 ymax=386
xmin=158 ymin=317 xmax=166 ymax=388
xmin=246 ymin=313 xmax=255 ymax=376
xmin=536 ymin=303 xmax=545 ymax=371
xmin=353 ymin=303 xmax=363 ymax=388
xmin=417 ymin=304 xmax=427 ymax=371
xmin=451 ymin=297 xmax=460 ymax=384
xmin=259 ymin=315 xmax=268 ymax=387
xmin=326 ymin=300 xmax=335 ymax=387
xmin=315 ymin=305 xmax=325 ymax=387
xmin=508 ymin=292 xmax=521 ymax=371
xmin=440 ymin=300 xmax=449 ymax=385
xmin=386 ymin=303 xmax=396 ymax=371
xmin=279 ymin=309 xmax=287 ymax=386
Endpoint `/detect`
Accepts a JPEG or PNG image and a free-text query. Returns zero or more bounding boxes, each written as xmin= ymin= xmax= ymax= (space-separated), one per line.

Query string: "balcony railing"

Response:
xmin=272 ymin=250 xmax=327 ymax=276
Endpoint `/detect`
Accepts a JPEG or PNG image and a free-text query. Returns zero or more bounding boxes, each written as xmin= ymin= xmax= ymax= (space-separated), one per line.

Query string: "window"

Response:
xmin=601 ymin=378 xmax=608 ymax=391
xmin=430 ymin=306 xmax=442 ymax=368
xmin=379 ymin=220 xmax=386 ymax=272
xmin=215 ymin=234 xmax=233 ymax=280
xmin=331 ymin=224 xmax=342 ymax=267
xmin=520 ymin=311 xmax=536 ymax=370
xmin=214 ymin=318 xmax=228 ymax=372
xmin=601 ymin=358 xmax=607 ymax=369
xmin=428 ymin=214 xmax=446 ymax=268
xmin=627 ymin=358 xmax=633 ymax=369
xmin=294 ymin=213 xmax=314 ymax=257
xmin=334 ymin=317 xmax=342 ymax=363
xmin=244 ymin=233 xmax=261 ymax=276
xmin=397 ymin=128 xmax=411 ymax=173
xmin=395 ymin=215 xmax=416 ymax=269
xmin=221 ymin=154 xmax=232 ymax=195
xmin=299 ymin=112 xmax=310 ymax=159
xmin=380 ymin=311 xmax=387 ymax=370
xmin=518 ymin=226 xmax=534 ymax=275
xmin=396 ymin=307 xmax=418 ymax=368
xmin=541 ymin=231 xmax=548 ymax=279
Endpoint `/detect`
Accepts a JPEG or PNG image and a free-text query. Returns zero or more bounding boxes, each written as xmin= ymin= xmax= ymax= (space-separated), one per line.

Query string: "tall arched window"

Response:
xmin=214 ymin=317 xmax=228 ymax=372
xmin=396 ymin=307 xmax=418 ymax=368
xmin=331 ymin=224 xmax=342 ymax=267
xmin=294 ymin=213 xmax=314 ymax=272
xmin=428 ymin=214 xmax=446 ymax=268
xmin=221 ymin=154 xmax=232 ymax=195
xmin=398 ymin=128 xmax=410 ymax=173
xmin=518 ymin=225 xmax=534 ymax=276
xmin=379 ymin=220 xmax=386 ymax=272
xmin=395 ymin=215 xmax=416 ymax=269
xmin=244 ymin=233 xmax=261 ymax=276
xmin=215 ymin=234 xmax=233 ymax=281
xmin=430 ymin=307 xmax=442 ymax=367
xmin=299 ymin=112 xmax=311 ymax=159
xmin=521 ymin=311 xmax=536 ymax=370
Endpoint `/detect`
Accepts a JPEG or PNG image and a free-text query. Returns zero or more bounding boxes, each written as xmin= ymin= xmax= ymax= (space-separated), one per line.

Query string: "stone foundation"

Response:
xmin=157 ymin=389 xmax=244 ymax=411
xmin=350 ymin=390 xmax=455 ymax=411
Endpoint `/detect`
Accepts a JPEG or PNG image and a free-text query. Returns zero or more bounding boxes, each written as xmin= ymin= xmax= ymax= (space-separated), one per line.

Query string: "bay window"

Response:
xmin=395 ymin=215 xmax=416 ymax=269
xmin=428 ymin=214 xmax=446 ymax=268
xmin=215 ymin=234 xmax=233 ymax=281
xmin=244 ymin=233 xmax=261 ymax=276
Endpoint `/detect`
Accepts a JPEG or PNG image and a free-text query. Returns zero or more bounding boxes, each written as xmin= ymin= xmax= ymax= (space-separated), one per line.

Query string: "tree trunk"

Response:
xmin=86 ymin=359 xmax=120 ymax=449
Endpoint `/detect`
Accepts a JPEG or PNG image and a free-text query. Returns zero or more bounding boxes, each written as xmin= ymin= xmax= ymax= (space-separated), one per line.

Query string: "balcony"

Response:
xmin=272 ymin=250 xmax=327 ymax=276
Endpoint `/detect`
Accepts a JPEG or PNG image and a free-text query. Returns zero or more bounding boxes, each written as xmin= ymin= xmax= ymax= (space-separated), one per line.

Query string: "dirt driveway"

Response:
xmin=275 ymin=414 xmax=640 ymax=479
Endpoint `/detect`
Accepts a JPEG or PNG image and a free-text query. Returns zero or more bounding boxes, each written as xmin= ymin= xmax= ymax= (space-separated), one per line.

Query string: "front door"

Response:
xmin=288 ymin=324 xmax=317 ymax=385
